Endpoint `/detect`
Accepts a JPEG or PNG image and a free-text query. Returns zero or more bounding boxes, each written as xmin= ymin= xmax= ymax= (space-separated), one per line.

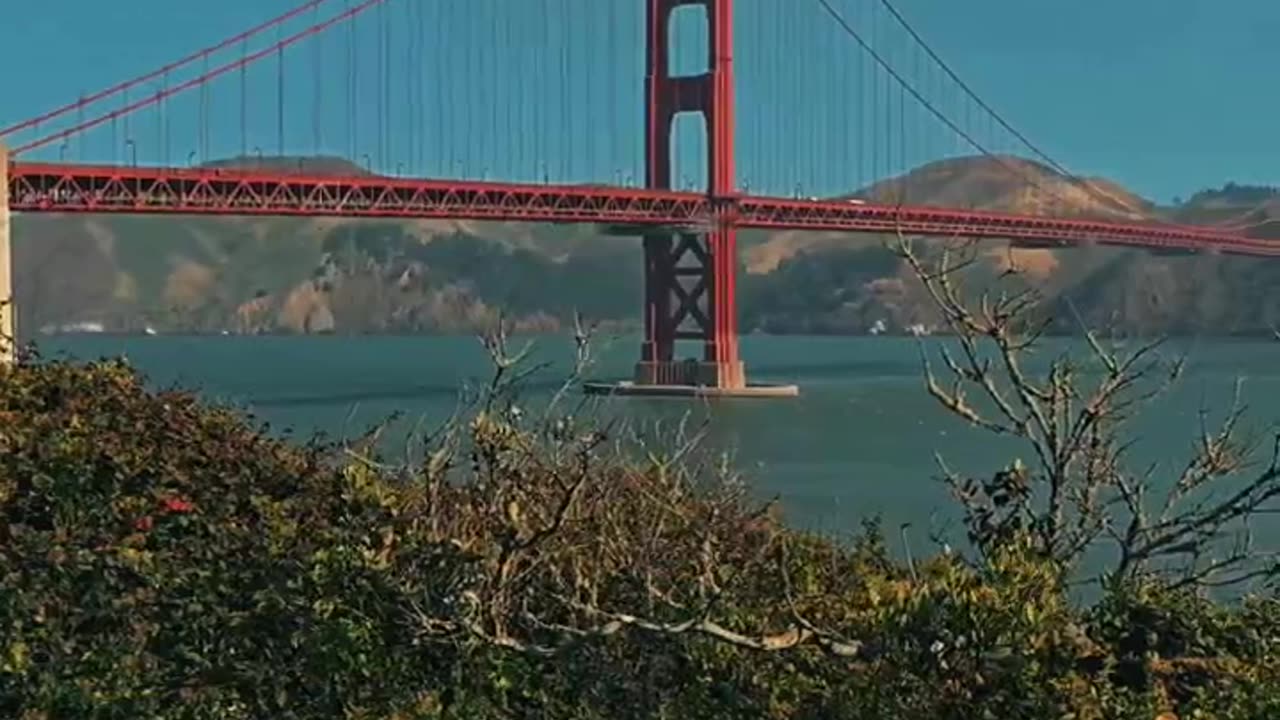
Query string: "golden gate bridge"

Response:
xmin=1 ymin=0 xmax=1273 ymax=392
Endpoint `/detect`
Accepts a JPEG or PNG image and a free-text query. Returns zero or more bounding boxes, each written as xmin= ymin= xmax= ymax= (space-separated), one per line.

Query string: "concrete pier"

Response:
xmin=0 ymin=143 xmax=12 ymax=364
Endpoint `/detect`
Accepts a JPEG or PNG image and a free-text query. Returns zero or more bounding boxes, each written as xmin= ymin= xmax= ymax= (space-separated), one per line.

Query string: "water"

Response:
xmin=36 ymin=333 xmax=1280 ymax=550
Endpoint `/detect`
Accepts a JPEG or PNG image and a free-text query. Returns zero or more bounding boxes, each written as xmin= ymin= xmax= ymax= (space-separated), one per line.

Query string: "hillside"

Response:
xmin=10 ymin=155 xmax=1280 ymax=339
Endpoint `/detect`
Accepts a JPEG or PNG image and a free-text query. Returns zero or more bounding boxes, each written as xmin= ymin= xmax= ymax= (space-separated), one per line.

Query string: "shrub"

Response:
xmin=3 ymin=356 xmax=1280 ymax=718
xmin=0 ymin=359 xmax=468 ymax=718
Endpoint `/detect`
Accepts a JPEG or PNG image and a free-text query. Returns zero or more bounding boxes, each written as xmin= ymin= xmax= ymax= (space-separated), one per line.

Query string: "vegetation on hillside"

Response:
xmin=5 ymin=234 xmax=1280 ymax=718
xmin=1185 ymin=182 xmax=1280 ymax=208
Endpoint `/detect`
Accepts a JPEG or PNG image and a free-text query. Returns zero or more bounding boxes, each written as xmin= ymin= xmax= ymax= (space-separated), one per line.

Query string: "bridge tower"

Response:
xmin=636 ymin=0 xmax=744 ymax=389
xmin=0 ymin=143 xmax=12 ymax=365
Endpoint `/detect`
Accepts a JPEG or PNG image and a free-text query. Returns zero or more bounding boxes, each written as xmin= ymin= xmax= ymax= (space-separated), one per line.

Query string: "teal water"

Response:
xmin=37 ymin=333 xmax=1280 ymax=549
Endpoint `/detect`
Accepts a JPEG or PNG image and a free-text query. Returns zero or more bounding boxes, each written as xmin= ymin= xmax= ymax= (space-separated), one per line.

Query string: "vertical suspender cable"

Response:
xmin=757 ymin=6 xmax=768 ymax=190
xmin=478 ymin=0 xmax=486 ymax=178
xmin=423 ymin=0 xmax=430 ymax=174
xmin=747 ymin=5 xmax=758 ymax=192
xmin=413 ymin=0 xmax=420 ymax=174
xmin=506 ymin=0 xmax=516 ymax=180
xmin=777 ymin=2 xmax=786 ymax=195
xmin=419 ymin=0 xmax=427 ymax=175
xmin=76 ymin=93 xmax=85 ymax=162
xmin=155 ymin=86 xmax=162 ymax=165
xmin=384 ymin=0 xmax=392 ymax=171
xmin=277 ymin=25 xmax=285 ymax=159
xmin=447 ymin=1 xmax=457 ymax=176
xmin=813 ymin=6 xmax=822 ymax=195
xmin=240 ymin=40 xmax=248 ymax=160
xmin=374 ymin=0 xmax=380 ymax=169
xmin=375 ymin=0 xmax=383 ymax=171
xmin=560 ymin=0 xmax=569 ymax=182
xmin=898 ymin=59 xmax=906 ymax=196
xmin=804 ymin=6 xmax=814 ymax=195
xmin=434 ymin=0 xmax=444 ymax=176
xmin=163 ymin=70 xmax=171 ymax=165
xmin=778 ymin=3 xmax=788 ymax=194
xmin=489 ymin=0 xmax=498 ymax=179
xmin=462 ymin=2 xmax=472 ymax=177
xmin=346 ymin=0 xmax=354 ymax=163
xmin=857 ymin=0 xmax=865 ymax=193
xmin=313 ymin=3 xmax=322 ymax=156
xmin=607 ymin=0 xmax=616 ymax=184
xmin=585 ymin=1 xmax=594 ymax=183
xmin=535 ymin=0 xmax=545 ymax=182
xmin=404 ymin=0 xmax=413 ymax=174
xmin=466 ymin=0 xmax=471 ymax=176
xmin=882 ymin=0 xmax=890 ymax=182
xmin=825 ymin=9 xmax=835 ymax=195
xmin=199 ymin=54 xmax=208 ymax=163
xmin=124 ymin=88 xmax=132 ymax=162
xmin=204 ymin=52 xmax=212 ymax=162
xmin=870 ymin=4 xmax=879 ymax=189
xmin=883 ymin=11 xmax=891 ymax=185
xmin=385 ymin=0 xmax=393 ymax=172
xmin=790 ymin=4 xmax=799 ymax=194
xmin=922 ymin=49 xmax=931 ymax=162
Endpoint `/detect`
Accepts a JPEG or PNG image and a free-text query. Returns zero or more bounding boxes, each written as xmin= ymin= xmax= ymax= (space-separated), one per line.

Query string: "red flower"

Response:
xmin=134 ymin=515 xmax=154 ymax=532
xmin=161 ymin=497 xmax=195 ymax=514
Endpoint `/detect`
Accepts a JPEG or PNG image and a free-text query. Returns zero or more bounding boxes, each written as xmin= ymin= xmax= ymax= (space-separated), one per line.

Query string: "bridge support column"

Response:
xmin=0 ymin=143 xmax=13 ymax=365
xmin=635 ymin=229 xmax=743 ymax=388
xmin=636 ymin=0 xmax=746 ymax=390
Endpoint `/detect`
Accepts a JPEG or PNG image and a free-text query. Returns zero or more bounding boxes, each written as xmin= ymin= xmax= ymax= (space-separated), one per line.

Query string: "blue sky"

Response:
xmin=1 ymin=0 xmax=1273 ymax=203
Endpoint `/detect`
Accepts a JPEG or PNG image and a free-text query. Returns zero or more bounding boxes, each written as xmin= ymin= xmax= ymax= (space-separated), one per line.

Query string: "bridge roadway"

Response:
xmin=9 ymin=162 xmax=1279 ymax=257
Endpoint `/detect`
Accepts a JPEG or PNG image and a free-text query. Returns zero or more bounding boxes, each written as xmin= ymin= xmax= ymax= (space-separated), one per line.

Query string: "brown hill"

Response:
xmin=742 ymin=155 xmax=1157 ymax=275
xmin=740 ymin=160 xmax=1280 ymax=338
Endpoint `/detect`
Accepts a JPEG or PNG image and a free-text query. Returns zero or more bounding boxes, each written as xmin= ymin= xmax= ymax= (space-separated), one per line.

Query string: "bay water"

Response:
xmin=40 ymin=333 xmax=1280 ymax=555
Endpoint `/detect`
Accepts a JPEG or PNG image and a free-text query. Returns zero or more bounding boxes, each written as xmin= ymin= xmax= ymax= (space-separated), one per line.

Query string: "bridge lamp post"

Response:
xmin=124 ymin=139 xmax=137 ymax=168
xmin=187 ymin=150 xmax=197 ymax=168
xmin=58 ymin=140 xmax=69 ymax=162
xmin=363 ymin=154 xmax=372 ymax=172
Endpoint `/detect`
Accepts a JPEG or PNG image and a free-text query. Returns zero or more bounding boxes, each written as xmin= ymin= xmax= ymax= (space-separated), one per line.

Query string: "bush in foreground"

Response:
xmin=3 ymin=356 xmax=1280 ymax=719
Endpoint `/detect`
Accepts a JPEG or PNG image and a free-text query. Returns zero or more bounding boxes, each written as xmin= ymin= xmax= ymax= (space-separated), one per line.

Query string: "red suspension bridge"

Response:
xmin=0 ymin=0 xmax=1274 ymax=390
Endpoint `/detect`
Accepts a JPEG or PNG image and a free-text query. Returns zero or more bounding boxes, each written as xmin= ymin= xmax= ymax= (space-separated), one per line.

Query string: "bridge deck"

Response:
xmin=9 ymin=163 xmax=1278 ymax=257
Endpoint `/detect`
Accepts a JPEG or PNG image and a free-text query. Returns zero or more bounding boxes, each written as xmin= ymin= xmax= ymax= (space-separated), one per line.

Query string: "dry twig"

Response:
xmin=889 ymin=229 xmax=1280 ymax=589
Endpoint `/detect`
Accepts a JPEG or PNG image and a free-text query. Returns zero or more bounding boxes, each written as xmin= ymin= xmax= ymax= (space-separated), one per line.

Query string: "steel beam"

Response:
xmin=7 ymin=164 xmax=1278 ymax=257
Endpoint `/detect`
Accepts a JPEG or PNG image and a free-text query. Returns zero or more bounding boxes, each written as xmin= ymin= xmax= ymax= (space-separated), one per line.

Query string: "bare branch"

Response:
xmin=892 ymin=223 xmax=1280 ymax=591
